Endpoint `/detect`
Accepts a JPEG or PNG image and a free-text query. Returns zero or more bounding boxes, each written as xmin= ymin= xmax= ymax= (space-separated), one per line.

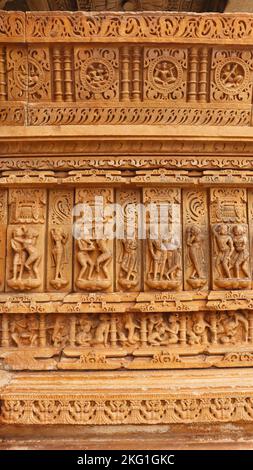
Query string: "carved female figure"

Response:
xmin=50 ymin=228 xmax=69 ymax=288
xmin=186 ymin=225 xmax=204 ymax=279
xmin=231 ymin=225 xmax=250 ymax=279
xmin=10 ymin=227 xmax=26 ymax=281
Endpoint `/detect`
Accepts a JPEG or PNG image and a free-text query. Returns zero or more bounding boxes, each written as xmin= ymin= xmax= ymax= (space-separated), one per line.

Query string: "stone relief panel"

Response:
xmin=74 ymin=47 xmax=119 ymax=102
xmin=210 ymin=189 xmax=251 ymax=290
xmin=144 ymin=47 xmax=188 ymax=102
xmin=74 ymin=188 xmax=114 ymax=292
xmin=28 ymin=46 xmax=51 ymax=102
xmin=0 ymin=191 xmax=7 ymax=292
xmin=6 ymin=189 xmax=47 ymax=293
xmin=183 ymin=190 xmax=209 ymax=291
xmin=1 ymin=311 xmax=253 ymax=371
xmin=47 ymin=190 xmax=74 ymax=292
xmin=116 ymin=190 xmax=141 ymax=292
xmin=143 ymin=188 xmax=182 ymax=292
xmin=211 ymin=49 xmax=253 ymax=103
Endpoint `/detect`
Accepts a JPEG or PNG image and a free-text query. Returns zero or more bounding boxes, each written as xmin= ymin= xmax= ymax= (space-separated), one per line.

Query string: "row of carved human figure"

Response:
xmin=1 ymin=311 xmax=250 ymax=349
xmin=7 ymin=223 xmax=251 ymax=291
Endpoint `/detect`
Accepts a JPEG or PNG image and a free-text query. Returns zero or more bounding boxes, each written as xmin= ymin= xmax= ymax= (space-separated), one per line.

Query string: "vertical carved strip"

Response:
xmin=70 ymin=316 xmax=76 ymax=347
xmin=6 ymin=189 xmax=47 ymax=293
xmin=0 ymin=190 xmax=7 ymax=292
xmin=188 ymin=47 xmax=198 ymax=102
xmin=140 ymin=315 xmax=147 ymax=346
xmin=210 ymin=312 xmax=217 ymax=344
xmin=248 ymin=312 xmax=253 ymax=344
xmin=47 ymin=190 xmax=74 ymax=292
xmin=74 ymin=189 xmax=114 ymax=293
xmin=63 ymin=46 xmax=73 ymax=102
xmin=143 ymin=188 xmax=182 ymax=292
xmin=52 ymin=46 xmax=63 ymax=102
xmin=110 ymin=315 xmax=117 ymax=347
xmin=116 ymin=189 xmax=141 ymax=292
xmin=121 ymin=45 xmax=130 ymax=102
xmin=132 ymin=46 xmax=142 ymax=102
xmin=39 ymin=314 xmax=46 ymax=347
xmin=183 ymin=190 xmax=209 ymax=291
xmin=2 ymin=314 xmax=9 ymax=348
xmin=198 ymin=47 xmax=209 ymax=102
xmin=211 ymin=189 xmax=249 ymax=290
xmin=179 ymin=316 xmax=186 ymax=345
xmin=0 ymin=46 xmax=7 ymax=101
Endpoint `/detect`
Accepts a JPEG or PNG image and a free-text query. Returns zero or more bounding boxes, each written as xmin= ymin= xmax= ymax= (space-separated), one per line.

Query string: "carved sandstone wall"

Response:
xmin=1 ymin=11 xmax=253 ymax=426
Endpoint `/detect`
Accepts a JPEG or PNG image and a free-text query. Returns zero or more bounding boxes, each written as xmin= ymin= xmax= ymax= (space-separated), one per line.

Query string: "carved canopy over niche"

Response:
xmin=0 ymin=0 xmax=228 ymax=12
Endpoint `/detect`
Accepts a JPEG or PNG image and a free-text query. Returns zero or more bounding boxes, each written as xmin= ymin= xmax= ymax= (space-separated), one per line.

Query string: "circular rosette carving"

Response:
xmin=80 ymin=58 xmax=114 ymax=94
xmin=149 ymin=57 xmax=182 ymax=93
xmin=15 ymin=58 xmax=44 ymax=94
xmin=215 ymin=58 xmax=249 ymax=96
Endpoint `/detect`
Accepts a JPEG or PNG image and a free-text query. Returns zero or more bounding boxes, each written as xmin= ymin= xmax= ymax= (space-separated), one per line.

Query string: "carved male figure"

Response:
xmin=119 ymin=239 xmax=138 ymax=282
xmin=95 ymin=239 xmax=112 ymax=280
xmin=231 ymin=225 xmax=250 ymax=279
xmin=77 ymin=238 xmax=96 ymax=281
xmin=213 ymin=224 xmax=233 ymax=278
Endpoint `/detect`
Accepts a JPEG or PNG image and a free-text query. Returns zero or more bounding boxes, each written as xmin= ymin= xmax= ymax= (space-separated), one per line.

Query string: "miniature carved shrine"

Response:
xmin=3 ymin=6 xmax=253 ymax=427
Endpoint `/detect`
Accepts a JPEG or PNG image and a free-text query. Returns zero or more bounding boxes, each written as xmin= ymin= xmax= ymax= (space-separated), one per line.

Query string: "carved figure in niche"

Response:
xmin=147 ymin=313 xmax=171 ymax=346
xmin=231 ymin=225 xmax=250 ymax=279
xmin=147 ymin=235 xmax=181 ymax=291
xmin=76 ymin=238 xmax=112 ymax=291
xmin=10 ymin=227 xmax=26 ymax=282
xmin=10 ymin=314 xmax=38 ymax=347
xmin=50 ymin=228 xmax=69 ymax=289
xmin=52 ymin=315 xmax=69 ymax=348
xmin=117 ymin=313 xmax=141 ymax=345
xmin=217 ymin=312 xmax=249 ymax=345
xmin=118 ymin=239 xmax=138 ymax=289
xmin=76 ymin=317 xmax=93 ymax=347
xmin=220 ymin=62 xmax=244 ymax=90
xmin=93 ymin=314 xmax=110 ymax=347
xmin=166 ymin=314 xmax=180 ymax=345
xmin=186 ymin=225 xmax=206 ymax=289
xmin=187 ymin=313 xmax=212 ymax=346
xmin=153 ymin=61 xmax=177 ymax=88
xmin=8 ymin=227 xmax=41 ymax=290
xmin=86 ymin=62 xmax=109 ymax=89
xmin=213 ymin=224 xmax=251 ymax=289
xmin=213 ymin=224 xmax=233 ymax=279
xmin=95 ymin=239 xmax=112 ymax=280
xmin=77 ymin=238 xmax=96 ymax=281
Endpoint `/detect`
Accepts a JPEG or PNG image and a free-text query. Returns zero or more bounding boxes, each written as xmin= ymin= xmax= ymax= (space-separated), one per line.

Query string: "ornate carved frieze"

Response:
xmin=1 ymin=311 xmax=253 ymax=371
xmin=1 ymin=13 xmax=253 ymax=126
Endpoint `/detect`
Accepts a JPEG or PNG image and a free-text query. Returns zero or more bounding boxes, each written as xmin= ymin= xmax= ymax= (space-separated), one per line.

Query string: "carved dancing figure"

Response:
xmin=76 ymin=317 xmax=93 ymax=346
xmin=213 ymin=224 xmax=233 ymax=278
xmin=124 ymin=313 xmax=140 ymax=345
xmin=166 ymin=314 xmax=180 ymax=345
